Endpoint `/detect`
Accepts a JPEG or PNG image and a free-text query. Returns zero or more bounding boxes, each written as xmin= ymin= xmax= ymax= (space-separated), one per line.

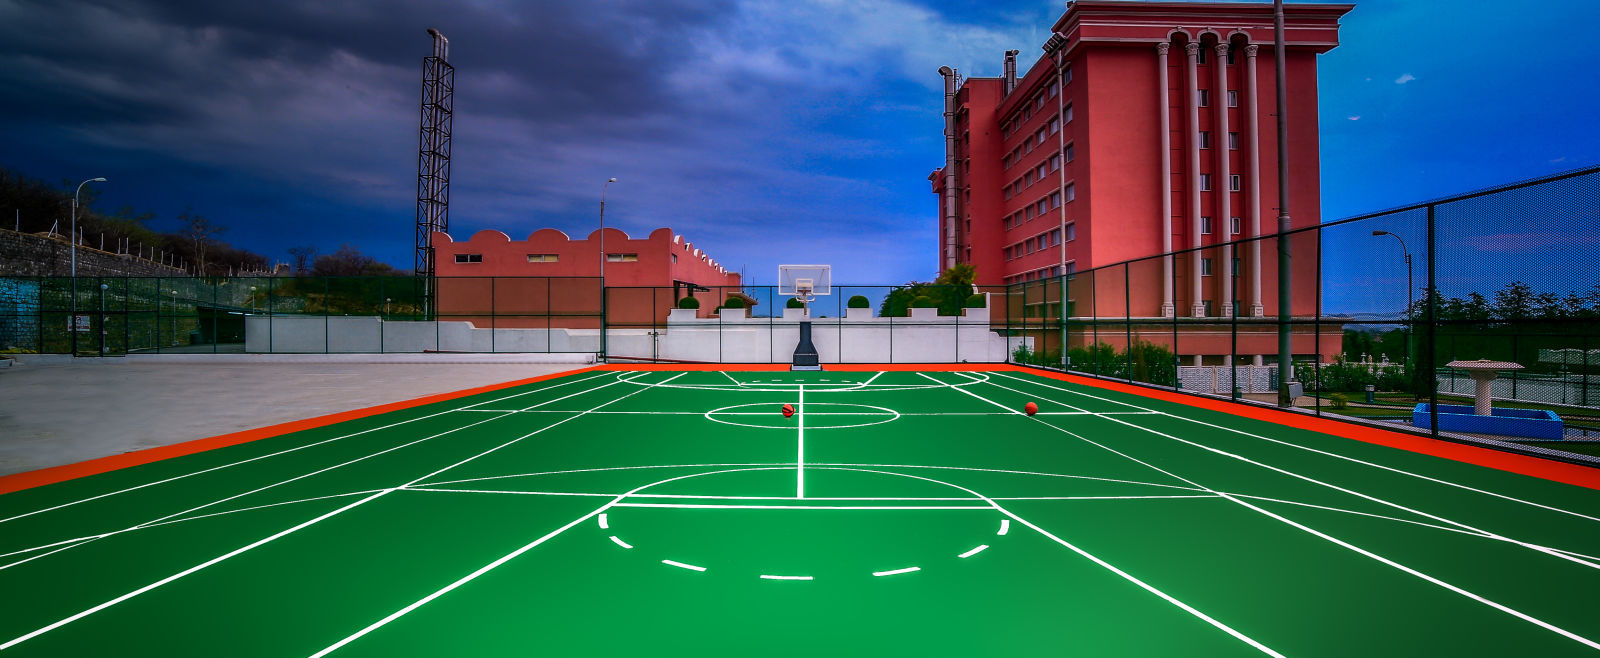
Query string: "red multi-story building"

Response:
xmin=430 ymin=227 xmax=742 ymax=326
xmin=931 ymin=0 xmax=1352 ymax=364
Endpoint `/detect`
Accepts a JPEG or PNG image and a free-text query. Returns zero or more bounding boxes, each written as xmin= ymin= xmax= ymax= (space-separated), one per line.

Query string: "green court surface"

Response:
xmin=3 ymin=368 xmax=1600 ymax=656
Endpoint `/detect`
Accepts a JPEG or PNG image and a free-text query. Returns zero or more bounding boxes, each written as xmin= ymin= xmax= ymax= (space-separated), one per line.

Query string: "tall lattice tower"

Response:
xmin=416 ymin=28 xmax=454 ymax=315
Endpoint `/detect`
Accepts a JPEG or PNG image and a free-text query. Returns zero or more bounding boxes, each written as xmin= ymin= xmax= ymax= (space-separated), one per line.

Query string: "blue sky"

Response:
xmin=1 ymin=0 xmax=1596 ymax=300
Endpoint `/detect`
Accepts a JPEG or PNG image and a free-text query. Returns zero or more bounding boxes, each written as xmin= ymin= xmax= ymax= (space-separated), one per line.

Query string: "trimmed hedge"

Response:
xmin=910 ymin=295 xmax=936 ymax=308
xmin=964 ymin=294 xmax=985 ymax=308
xmin=786 ymin=297 xmax=805 ymax=308
xmin=722 ymin=297 xmax=746 ymax=309
xmin=676 ymin=296 xmax=700 ymax=309
xmin=847 ymin=295 xmax=870 ymax=309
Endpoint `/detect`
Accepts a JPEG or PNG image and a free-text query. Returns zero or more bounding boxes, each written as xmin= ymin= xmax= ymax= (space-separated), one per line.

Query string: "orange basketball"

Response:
xmin=1024 ymin=402 xmax=1038 ymax=416
xmin=782 ymin=403 xmax=795 ymax=418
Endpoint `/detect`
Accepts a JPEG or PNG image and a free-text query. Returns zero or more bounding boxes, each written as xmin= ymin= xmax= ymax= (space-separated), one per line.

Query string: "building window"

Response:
xmin=1025 ymin=206 xmax=1034 ymax=220
xmin=1049 ymin=153 xmax=1061 ymax=171
xmin=1066 ymin=222 xmax=1076 ymax=241
xmin=1066 ymin=261 xmax=1076 ymax=275
xmin=1000 ymin=121 xmax=1010 ymax=137
xmin=1035 ymin=94 xmax=1046 ymax=110
xmin=1226 ymin=49 xmax=1236 ymax=65
xmin=1037 ymin=128 xmax=1048 ymax=145
xmin=1049 ymin=117 xmax=1060 ymax=134
xmin=1063 ymin=104 xmax=1074 ymax=124
xmin=1198 ymin=89 xmax=1210 ymax=107
xmin=1036 ymin=163 xmax=1047 ymax=180
xmin=1198 ymin=48 xmax=1207 ymax=65
xmin=1049 ymin=191 xmax=1061 ymax=208
xmin=1200 ymin=174 xmax=1212 ymax=191
xmin=1227 ymin=90 xmax=1238 ymax=107
xmin=1199 ymin=131 xmax=1211 ymax=149
xmin=1048 ymin=81 xmax=1058 ymax=97
xmin=606 ymin=253 xmax=638 ymax=262
xmin=1201 ymin=258 xmax=1214 ymax=276
xmin=1064 ymin=142 xmax=1075 ymax=162
xmin=454 ymin=253 xmax=483 ymax=263
xmin=1037 ymin=199 xmax=1049 ymax=215
xmin=1229 ymin=132 xmax=1239 ymax=150
xmin=1024 ymin=106 xmax=1032 ymax=121
xmin=1203 ymin=300 xmax=1215 ymax=316
xmin=1037 ymin=235 xmax=1047 ymax=251
xmin=1201 ymin=216 xmax=1213 ymax=234
xmin=671 ymin=254 xmax=678 ymax=264
xmin=1230 ymin=216 xmax=1241 ymax=234
xmin=526 ymin=254 xmax=558 ymax=262
xmin=1065 ymin=182 xmax=1076 ymax=202
xmin=1050 ymin=229 xmax=1062 ymax=245
xmin=1230 ymin=174 xmax=1241 ymax=191
xmin=1002 ymin=155 xmax=1012 ymax=170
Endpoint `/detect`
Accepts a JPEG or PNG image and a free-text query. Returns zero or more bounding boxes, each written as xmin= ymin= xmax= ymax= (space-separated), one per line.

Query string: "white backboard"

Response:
xmin=778 ymin=264 xmax=831 ymax=297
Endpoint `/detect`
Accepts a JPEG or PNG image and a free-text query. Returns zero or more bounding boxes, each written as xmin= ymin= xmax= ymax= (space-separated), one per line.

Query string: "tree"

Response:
xmin=312 ymin=244 xmax=376 ymax=276
xmin=1491 ymin=281 xmax=1535 ymax=321
xmin=287 ymin=245 xmax=319 ymax=275
xmin=179 ymin=208 xmax=226 ymax=275
xmin=879 ymin=264 xmax=979 ymax=317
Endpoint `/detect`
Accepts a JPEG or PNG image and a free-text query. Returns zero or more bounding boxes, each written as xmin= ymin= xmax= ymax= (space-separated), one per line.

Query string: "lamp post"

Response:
xmin=1373 ymin=230 xmax=1414 ymax=381
xmin=171 ymin=289 xmax=180 ymax=346
xmin=70 ymin=177 xmax=106 ymax=356
xmin=599 ymin=177 xmax=617 ymax=282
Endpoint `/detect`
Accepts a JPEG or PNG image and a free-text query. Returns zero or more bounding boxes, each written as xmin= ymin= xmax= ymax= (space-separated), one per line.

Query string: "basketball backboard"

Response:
xmin=778 ymin=264 xmax=831 ymax=298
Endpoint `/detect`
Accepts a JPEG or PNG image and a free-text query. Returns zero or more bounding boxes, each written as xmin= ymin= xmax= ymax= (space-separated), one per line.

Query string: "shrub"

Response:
xmin=722 ymin=297 xmax=746 ymax=309
xmin=847 ymin=295 xmax=870 ymax=309
xmin=964 ymin=294 xmax=985 ymax=308
xmin=787 ymin=297 xmax=805 ymax=309
xmin=910 ymin=295 xmax=936 ymax=308
xmin=1329 ymin=392 xmax=1349 ymax=409
xmin=676 ymin=296 xmax=700 ymax=309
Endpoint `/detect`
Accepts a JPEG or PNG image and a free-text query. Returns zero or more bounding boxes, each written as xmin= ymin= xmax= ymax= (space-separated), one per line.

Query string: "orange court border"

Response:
xmin=0 ymin=363 xmax=1593 ymax=497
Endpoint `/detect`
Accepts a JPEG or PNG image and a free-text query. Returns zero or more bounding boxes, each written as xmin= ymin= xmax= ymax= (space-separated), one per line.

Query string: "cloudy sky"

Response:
xmin=2 ymin=0 xmax=1596 ymax=287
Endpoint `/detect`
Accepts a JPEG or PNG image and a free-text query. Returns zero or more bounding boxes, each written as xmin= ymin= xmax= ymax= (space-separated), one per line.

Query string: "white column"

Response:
xmin=1186 ymin=42 xmax=1204 ymax=318
xmin=1158 ymin=43 xmax=1175 ymax=318
xmin=1214 ymin=43 xmax=1233 ymax=320
xmin=1246 ymin=43 xmax=1264 ymax=319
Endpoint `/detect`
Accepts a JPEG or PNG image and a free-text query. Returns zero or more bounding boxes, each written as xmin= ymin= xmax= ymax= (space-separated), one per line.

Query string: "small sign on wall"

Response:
xmin=71 ymin=315 xmax=91 ymax=332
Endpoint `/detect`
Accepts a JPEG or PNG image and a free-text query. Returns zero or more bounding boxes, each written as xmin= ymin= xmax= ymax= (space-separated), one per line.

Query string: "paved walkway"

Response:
xmin=0 ymin=356 xmax=587 ymax=477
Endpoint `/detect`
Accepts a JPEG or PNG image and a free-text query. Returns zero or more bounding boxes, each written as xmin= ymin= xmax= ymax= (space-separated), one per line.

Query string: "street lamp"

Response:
xmin=171 ymin=289 xmax=180 ymax=347
xmin=70 ymin=177 xmax=106 ymax=356
xmin=1373 ymin=230 xmax=1414 ymax=378
xmin=599 ymin=177 xmax=617 ymax=282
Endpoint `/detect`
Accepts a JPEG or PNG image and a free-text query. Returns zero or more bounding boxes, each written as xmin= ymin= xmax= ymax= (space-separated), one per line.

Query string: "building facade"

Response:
xmin=931 ymin=0 xmax=1352 ymax=364
xmin=430 ymin=227 xmax=742 ymax=326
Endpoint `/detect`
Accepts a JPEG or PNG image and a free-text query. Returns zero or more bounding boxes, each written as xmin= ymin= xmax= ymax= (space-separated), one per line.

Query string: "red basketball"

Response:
xmin=782 ymin=404 xmax=795 ymax=418
xmin=1024 ymin=402 xmax=1038 ymax=416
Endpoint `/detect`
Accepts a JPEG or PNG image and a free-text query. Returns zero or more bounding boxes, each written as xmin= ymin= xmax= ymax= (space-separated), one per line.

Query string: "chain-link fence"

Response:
xmin=1005 ymin=165 xmax=1600 ymax=445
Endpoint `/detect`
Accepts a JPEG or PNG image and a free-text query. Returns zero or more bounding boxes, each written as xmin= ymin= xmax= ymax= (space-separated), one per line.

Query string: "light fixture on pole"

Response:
xmin=1373 ymin=230 xmax=1414 ymax=370
xmin=70 ymin=177 xmax=106 ymax=356
xmin=600 ymin=177 xmax=617 ymax=282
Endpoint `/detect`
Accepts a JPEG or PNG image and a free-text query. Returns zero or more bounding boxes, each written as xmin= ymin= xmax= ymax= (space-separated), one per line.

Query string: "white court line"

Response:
xmin=1222 ymin=492 xmax=1600 ymax=651
xmin=308 ymin=466 xmax=780 ymax=656
xmin=993 ymin=372 xmax=1600 ymax=526
xmin=0 ymin=371 xmax=611 ymax=527
xmin=861 ymin=371 xmax=885 ymax=386
xmin=997 ymin=519 xmax=1010 ymax=535
xmin=609 ymin=536 xmax=632 ymax=549
xmin=0 ymin=372 xmax=638 ymax=571
xmin=719 ymin=371 xmax=744 ymax=386
xmin=3 ymin=372 xmax=640 ymax=570
xmin=958 ymin=545 xmax=989 ymax=558
xmin=662 ymin=559 xmax=706 ymax=572
xmin=1 ymin=371 xmax=660 ymax=651
xmin=597 ymin=513 xmax=609 ymax=529
xmin=872 ymin=566 xmax=920 ymax=577
xmin=797 ymin=384 xmax=805 ymax=498
xmin=0 ymin=489 xmax=393 ymax=652
xmin=974 ymin=373 xmax=1600 ymax=646
xmin=610 ymin=503 xmax=994 ymax=511
xmin=455 ymin=409 xmax=1154 ymax=416
xmin=988 ymin=375 xmax=1600 ymax=572
xmin=760 ymin=574 xmax=813 ymax=580
xmin=397 ymin=489 xmax=1216 ymax=503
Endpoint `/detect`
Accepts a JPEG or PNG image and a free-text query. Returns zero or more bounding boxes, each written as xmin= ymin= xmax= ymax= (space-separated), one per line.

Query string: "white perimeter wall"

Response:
xmin=244 ymin=297 xmax=1022 ymax=363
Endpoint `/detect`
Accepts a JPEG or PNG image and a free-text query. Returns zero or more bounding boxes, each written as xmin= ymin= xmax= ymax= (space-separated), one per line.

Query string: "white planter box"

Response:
xmin=718 ymin=307 xmax=748 ymax=320
xmin=909 ymin=307 xmax=940 ymax=320
xmin=667 ymin=308 xmax=699 ymax=322
xmin=782 ymin=307 xmax=810 ymax=320
xmin=845 ymin=307 xmax=873 ymax=320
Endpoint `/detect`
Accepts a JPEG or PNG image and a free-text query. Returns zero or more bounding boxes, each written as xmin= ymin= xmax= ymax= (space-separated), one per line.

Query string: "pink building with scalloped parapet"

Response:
xmin=429 ymin=228 xmax=743 ymax=327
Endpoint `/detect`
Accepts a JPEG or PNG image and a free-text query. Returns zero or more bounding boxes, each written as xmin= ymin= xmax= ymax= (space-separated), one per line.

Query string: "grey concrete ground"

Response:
xmin=0 ymin=356 xmax=588 ymax=476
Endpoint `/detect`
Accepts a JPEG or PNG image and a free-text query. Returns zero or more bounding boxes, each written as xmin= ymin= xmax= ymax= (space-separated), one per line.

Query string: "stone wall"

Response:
xmin=0 ymin=229 xmax=185 ymax=277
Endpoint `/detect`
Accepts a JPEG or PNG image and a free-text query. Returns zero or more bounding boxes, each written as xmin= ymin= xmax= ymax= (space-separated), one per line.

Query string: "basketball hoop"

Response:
xmin=779 ymin=265 xmax=830 ymax=308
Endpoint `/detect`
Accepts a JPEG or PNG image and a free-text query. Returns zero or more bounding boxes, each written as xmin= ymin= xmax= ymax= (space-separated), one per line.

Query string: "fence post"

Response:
xmin=1426 ymin=204 xmax=1439 ymax=437
xmin=1125 ymin=262 xmax=1133 ymax=382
